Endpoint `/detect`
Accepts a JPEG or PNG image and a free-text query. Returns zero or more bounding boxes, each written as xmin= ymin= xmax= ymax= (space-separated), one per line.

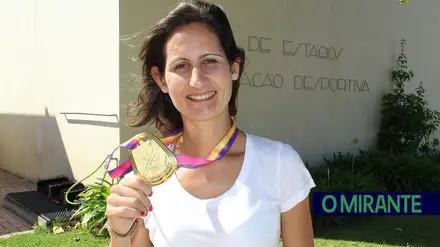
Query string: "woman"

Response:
xmin=106 ymin=1 xmax=316 ymax=246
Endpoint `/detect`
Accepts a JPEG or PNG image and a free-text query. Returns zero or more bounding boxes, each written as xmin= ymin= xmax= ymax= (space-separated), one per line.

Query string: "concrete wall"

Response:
xmin=0 ymin=0 xmax=120 ymax=184
xmin=119 ymin=0 xmax=440 ymax=165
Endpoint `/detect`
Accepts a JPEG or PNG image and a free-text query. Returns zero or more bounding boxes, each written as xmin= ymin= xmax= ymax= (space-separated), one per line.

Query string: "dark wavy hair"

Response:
xmin=125 ymin=0 xmax=245 ymax=136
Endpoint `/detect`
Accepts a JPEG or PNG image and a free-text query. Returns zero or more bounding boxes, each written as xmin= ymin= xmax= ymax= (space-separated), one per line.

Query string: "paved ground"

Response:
xmin=0 ymin=169 xmax=35 ymax=237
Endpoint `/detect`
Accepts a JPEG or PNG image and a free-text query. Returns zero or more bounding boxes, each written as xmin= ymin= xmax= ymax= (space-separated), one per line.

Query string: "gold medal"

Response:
xmin=128 ymin=134 xmax=178 ymax=186
xmin=104 ymin=118 xmax=239 ymax=186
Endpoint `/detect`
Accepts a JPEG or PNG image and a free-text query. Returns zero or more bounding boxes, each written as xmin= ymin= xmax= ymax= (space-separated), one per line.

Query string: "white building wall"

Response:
xmin=120 ymin=0 xmax=440 ymax=165
xmin=0 ymin=0 xmax=120 ymax=183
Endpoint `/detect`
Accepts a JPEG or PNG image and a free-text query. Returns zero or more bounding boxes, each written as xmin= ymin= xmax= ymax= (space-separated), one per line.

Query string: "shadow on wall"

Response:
xmin=0 ymin=111 xmax=73 ymax=182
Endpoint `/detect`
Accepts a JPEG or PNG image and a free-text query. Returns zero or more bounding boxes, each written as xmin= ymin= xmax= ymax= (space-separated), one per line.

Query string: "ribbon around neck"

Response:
xmin=104 ymin=119 xmax=239 ymax=179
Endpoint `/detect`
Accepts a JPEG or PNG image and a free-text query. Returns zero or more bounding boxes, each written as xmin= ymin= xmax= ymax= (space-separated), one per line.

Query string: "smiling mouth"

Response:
xmin=186 ymin=91 xmax=216 ymax=101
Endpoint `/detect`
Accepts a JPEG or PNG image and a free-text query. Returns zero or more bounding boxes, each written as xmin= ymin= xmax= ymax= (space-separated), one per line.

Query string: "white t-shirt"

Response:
xmin=125 ymin=133 xmax=316 ymax=247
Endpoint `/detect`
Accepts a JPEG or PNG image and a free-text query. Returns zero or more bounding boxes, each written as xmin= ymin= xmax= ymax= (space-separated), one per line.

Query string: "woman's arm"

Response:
xmin=109 ymin=220 xmax=152 ymax=247
xmin=131 ymin=222 xmax=152 ymax=247
xmin=280 ymin=195 xmax=314 ymax=247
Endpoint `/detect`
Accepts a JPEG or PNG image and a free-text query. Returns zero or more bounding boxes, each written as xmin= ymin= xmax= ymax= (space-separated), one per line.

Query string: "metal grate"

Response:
xmin=5 ymin=191 xmax=79 ymax=223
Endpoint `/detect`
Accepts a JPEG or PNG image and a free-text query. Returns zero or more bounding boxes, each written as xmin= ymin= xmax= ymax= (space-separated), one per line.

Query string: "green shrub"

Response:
xmin=70 ymin=177 xmax=111 ymax=237
xmin=310 ymin=165 xmax=385 ymax=193
xmin=357 ymin=150 xmax=440 ymax=192
xmin=377 ymin=38 xmax=440 ymax=155
xmin=323 ymin=152 xmax=356 ymax=173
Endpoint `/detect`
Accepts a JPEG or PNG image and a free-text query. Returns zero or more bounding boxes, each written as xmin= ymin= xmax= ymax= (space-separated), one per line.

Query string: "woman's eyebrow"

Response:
xmin=200 ymin=52 xmax=224 ymax=58
xmin=169 ymin=53 xmax=225 ymax=65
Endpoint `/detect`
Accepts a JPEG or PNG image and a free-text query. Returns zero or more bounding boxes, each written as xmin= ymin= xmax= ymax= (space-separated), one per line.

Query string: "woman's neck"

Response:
xmin=179 ymin=112 xmax=232 ymax=158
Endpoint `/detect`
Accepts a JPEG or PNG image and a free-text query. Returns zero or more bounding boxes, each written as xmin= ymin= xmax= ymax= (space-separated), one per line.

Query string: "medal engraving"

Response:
xmin=129 ymin=134 xmax=178 ymax=186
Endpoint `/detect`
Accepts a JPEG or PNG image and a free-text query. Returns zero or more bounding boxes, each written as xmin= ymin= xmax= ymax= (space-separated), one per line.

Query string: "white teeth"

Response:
xmin=188 ymin=92 xmax=215 ymax=101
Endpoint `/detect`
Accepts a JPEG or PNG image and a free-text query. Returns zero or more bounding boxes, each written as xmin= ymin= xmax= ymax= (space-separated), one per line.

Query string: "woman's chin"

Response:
xmin=182 ymin=108 xmax=227 ymax=122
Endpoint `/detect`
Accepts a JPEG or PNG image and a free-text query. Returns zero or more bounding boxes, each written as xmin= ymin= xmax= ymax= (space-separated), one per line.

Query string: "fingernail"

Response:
xmin=149 ymin=191 xmax=153 ymax=197
xmin=149 ymin=205 xmax=153 ymax=211
xmin=140 ymin=211 xmax=147 ymax=217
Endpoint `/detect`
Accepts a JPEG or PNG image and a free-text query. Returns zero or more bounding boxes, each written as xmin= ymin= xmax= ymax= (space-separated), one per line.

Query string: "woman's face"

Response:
xmin=152 ymin=23 xmax=240 ymax=122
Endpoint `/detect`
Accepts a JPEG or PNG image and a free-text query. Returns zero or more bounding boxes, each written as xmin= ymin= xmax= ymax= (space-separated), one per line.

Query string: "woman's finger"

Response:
xmin=106 ymin=205 xmax=143 ymax=219
xmin=120 ymin=175 xmax=152 ymax=198
xmin=107 ymin=193 xmax=148 ymax=213
xmin=110 ymin=185 xmax=151 ymax=211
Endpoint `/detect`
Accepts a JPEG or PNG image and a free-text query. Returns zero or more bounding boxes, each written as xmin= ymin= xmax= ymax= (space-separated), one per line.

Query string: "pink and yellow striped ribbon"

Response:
xmin=104 ymin=120 xmax=238 ymax=178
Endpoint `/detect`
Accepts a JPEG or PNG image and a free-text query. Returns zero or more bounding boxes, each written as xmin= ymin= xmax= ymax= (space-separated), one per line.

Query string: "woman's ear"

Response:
xmin=151 ymin=66 xmax=168 ymax=93
xmin=231 ymin=58 xmax=241 ymax=81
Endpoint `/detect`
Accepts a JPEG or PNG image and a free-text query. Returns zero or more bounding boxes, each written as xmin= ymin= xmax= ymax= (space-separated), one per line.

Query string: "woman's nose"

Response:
xmin=188 ymin=68 xmax=206 ymax=88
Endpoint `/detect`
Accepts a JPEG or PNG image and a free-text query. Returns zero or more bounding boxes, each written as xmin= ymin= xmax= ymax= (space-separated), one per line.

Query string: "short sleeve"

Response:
xmin=277 ymin=143 xmax=316 ymax=213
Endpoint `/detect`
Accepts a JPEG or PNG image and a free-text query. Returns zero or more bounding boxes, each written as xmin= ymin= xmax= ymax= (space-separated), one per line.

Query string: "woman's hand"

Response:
xmin=106 ymin=175 xmax=153 ymax=235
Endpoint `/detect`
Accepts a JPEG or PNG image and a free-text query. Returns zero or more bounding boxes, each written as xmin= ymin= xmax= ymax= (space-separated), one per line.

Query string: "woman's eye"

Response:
xmin=204 ymin=59 xmax=217 ymax=64
xmin=175 ymin=64 xmax=187 ymax=70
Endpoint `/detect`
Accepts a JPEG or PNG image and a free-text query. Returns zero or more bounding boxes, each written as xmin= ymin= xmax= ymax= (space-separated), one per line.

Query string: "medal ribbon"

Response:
xmin=104 ymin=119 xmax=238 ymax=179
